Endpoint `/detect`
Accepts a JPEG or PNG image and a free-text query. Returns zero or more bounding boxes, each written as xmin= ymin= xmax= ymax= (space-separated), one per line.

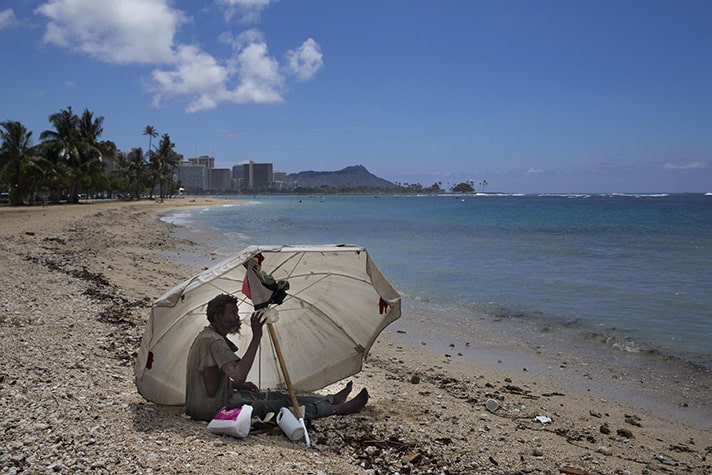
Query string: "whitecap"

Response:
xmin=160 ymin=210 xmax=194 ymax=225
xmin=610 ymin=192 xmax=669 ymax=198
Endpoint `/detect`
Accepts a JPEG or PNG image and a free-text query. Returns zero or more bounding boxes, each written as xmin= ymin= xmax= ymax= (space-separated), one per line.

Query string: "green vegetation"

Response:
xmin=451 ymin=181 xmax=475 ymax=193
xmin=281 ymin=181 xmax=448 ymax=195
xmin=0 ymin=107 xmax=180 ymax=206
xmin=247 ymin=180 xmax=479 ymax=195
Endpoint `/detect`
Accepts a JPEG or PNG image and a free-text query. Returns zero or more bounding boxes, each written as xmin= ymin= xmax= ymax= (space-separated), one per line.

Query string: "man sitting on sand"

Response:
xmin=185 ymin=293 xmax=369 ymax=422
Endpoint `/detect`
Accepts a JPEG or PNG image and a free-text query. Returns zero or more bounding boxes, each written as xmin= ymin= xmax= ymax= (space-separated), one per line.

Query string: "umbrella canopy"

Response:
xmin=134 ymin=244 xmax=401 ymax=406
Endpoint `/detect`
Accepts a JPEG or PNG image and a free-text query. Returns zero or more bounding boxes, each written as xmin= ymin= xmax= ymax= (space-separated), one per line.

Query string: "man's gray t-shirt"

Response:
xmin=185 ymin=325 xmax=240 ymax=421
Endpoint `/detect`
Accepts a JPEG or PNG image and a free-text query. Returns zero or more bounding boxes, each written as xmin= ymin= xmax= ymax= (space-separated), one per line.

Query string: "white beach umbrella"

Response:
xmin=134 ymin=244 xmax=401 ymax=406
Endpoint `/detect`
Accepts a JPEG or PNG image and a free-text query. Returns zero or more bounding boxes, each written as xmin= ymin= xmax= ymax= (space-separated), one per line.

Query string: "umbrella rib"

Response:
xmin=269 ymin=251 xmax=304 ymax=277
xmin=284 ymin=271 xmax=371 ymax=285
xmin=268 ymin=251 xmax=372 ymax=286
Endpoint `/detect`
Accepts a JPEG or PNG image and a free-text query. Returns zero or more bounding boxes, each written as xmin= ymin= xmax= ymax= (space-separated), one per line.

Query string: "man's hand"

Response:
xmin=227 ymin=310 xmax=267 ymax=386
xmin=250 ymin=310 xmax=265 ymax=339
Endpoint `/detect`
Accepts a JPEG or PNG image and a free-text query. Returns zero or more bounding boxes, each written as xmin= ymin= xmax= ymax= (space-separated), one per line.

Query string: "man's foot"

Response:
xmin=333 ymin=388 xmax=369 ymax=415
xmin=331 ymin=381 xmax=353 ymax=404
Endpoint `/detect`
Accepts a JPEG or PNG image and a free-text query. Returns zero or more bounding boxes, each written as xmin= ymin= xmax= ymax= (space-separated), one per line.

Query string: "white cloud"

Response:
xmin=229 ymin=40 xmax=284 ymax=104
xmin=0 ymin=8 xmax=16 ymax=29
xmin=149 ymin=45 xmax=230 ymax=112
xmin=663 ymin=161 xmax=707 ymax=170
xmin=217 ymin=0 xmax=277 ymax=23
xmin=36 ymin=0 xmax=184 ymax=64
xmin=286 ymin=38 xmax=323 ymax=81
xmin=150 ymin=30 xmax=285 ymax=112
xmin=35 ymin=0 xmax=321 ymax=111
xmin=526 ymin=168 xmax=544 ymax=175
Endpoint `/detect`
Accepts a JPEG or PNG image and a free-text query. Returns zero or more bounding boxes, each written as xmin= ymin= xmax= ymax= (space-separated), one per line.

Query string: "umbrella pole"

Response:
xmin=266 ymin=322 xmax=311 ymax=446
xmin=266 ymin=323 xmax=300 ymax=412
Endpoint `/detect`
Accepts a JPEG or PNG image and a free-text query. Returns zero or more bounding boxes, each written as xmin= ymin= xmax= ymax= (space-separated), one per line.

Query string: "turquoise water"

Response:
xmin=164 ymin=193 xmax=712 ymax=368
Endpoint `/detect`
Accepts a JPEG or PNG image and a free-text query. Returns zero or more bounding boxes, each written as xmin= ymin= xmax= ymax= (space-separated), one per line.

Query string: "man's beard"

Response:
xmin=227 ymin=322 xmax=241 ymax=335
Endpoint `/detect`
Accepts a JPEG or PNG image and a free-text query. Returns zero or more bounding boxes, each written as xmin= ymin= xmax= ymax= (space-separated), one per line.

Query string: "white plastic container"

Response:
xmin=276 ymin=407 xmax=305 ymax=441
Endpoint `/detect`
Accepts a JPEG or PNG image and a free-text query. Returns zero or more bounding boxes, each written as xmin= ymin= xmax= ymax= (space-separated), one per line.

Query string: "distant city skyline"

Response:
xmin=2 ymin=1 xmax=711 ymax=193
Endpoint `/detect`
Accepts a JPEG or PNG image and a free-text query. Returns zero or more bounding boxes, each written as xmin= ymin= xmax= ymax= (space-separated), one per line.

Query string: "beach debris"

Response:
xmin=401 ymin=451 xmax=422 ymax=465
xmin=485 ymin=398 xmax=499 ymax=413
xmin=617 ymin=428 xmax=634 ymax=438
xmin=503 ymin=384 xmax=530 ymax=396
xmin=409 ymin=375 xmax=421 ymax=384
xmin=600 ymin=423 xmax=611 ymax=434
xmin=624 ymin=414 xmax=642 ymax=426
xmin=656 ymin=452 xmax=690 ymax=468
xmin=597 ymin=446 xmax=612 ymax=456
xmin=534 ymin=415 xmax=552 ymax=424
xmin=669 ymin=443 xmax=694 ymax=453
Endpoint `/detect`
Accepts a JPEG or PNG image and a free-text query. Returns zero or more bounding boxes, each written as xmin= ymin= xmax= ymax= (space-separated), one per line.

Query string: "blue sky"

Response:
xmin=1 ymin=0 xmax=711 ymax=193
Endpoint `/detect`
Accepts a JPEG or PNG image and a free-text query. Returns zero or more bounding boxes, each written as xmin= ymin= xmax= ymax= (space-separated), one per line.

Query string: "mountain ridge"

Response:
xmin=285 ymin=165 xmax=396 ymax=188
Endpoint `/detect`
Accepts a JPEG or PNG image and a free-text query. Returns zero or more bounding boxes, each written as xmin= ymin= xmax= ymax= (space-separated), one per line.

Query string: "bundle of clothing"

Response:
xmin=241 ymin=253 xmax=289 ymax=309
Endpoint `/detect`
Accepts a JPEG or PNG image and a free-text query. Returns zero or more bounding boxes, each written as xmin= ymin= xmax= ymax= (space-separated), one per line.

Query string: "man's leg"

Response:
xmin=227 ymin=387 xmax=367 ymax=420
xmin=267 ymin=383 xmax=369 ymax=420
xmin=228 ymin=390 xmax=329 ymax=420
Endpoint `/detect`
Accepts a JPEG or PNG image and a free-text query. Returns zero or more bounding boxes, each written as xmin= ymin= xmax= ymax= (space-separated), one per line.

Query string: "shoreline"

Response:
xmin=388 ymin=299 xmax=712 ymax=430
xmin=159 ymin=202 xmax=712 ymax=430
xmin=1 ymin=198 xmax=710 ymax=474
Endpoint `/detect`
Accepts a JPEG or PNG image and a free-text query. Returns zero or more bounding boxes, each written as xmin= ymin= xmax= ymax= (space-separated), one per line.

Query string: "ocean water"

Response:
xmin=163 ymin=193 xmax=712 ymax=371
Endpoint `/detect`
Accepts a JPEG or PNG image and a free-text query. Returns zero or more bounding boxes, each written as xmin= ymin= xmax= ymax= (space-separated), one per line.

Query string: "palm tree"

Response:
xmin=41 ymin=107 xmax=114 ymax=203
xmin=75 ymin=109 xmax=115 ymax=200
xmin=143 ymin=125 xmax=158 ymax=156
xmin=151 ymin=133 xmax=181 ymax=202
xmin=147 ymin=148 xmax=158 ymax=199
xmin=118 ymin=147 xmax=148 ymax=200
xmin=0 ymin=120 xmax=42 ymax=205
xmin=40 ymin=107 xmax=81 ymax=202
xmin=36 ymin=141 xmax=68 ymax=203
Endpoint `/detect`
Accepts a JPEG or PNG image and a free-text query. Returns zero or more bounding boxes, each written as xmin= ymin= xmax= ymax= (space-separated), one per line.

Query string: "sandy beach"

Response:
xmin=1 ymin=198 xmax=710 ymax=474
